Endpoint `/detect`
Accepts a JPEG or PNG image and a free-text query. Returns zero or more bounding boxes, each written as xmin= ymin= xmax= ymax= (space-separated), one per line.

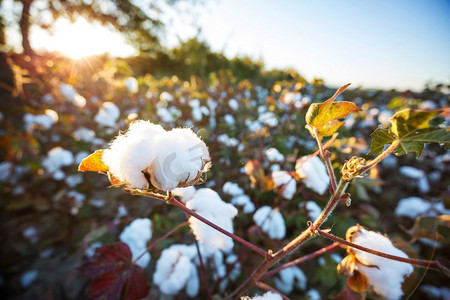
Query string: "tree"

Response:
xmin=1 ymin=0 xmax=187 ymax=55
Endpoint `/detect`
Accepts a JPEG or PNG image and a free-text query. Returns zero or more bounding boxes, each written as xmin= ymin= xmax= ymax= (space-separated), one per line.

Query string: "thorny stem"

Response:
xmin=194 ymin=239 xmax=212 ymax=300
xmin=255 ymin=282 xmax=290 ymax=300
xmin=316 ymin=229 xmax=442 ymax=270
xmin=359 ymin=139 xmax=400 ymax=175
xmin=261 ymin=242 xmax=340 ymax=279
xmin=168 ymin=197 xmax=271 ymax=259
xmin=229 ymin=179 xmax=349 ymax=299
xmin=313 ymin=129 xmax=338 ymax=193
xmin=132 ymin=221 xmax=189 ymax=265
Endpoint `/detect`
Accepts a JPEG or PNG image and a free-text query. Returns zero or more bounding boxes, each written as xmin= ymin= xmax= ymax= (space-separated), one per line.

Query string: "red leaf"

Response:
xmin=78 ymin=242 xmax=150 ymax=300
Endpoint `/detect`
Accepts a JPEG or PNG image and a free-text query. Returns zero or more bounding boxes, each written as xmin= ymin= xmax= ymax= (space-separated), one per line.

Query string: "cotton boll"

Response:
xmin=60 ymin=83 xmax=86 ymax=107
xmin=224 ymin=114 xmax=235 ymax=125
xmin=186 ymin=188 xmax=238 ymax=256
xmin=352 ymin=227 xmax=414 ymax=300
xmin=244 ymin=292 xmax=282 ymax=300
xmin=253 ymin=206 xmax=286 ymax=239
xmin=217 ymin=134 xmax=239 ymax=147
xmin=259 ymin=111 xmax=278 ymax=127
xmin=20 ymin=270 xmax=38 ymax=288
xmin=153 ymin=248 xmax=193 ymax=295
xmin=42 ymin=147 xmax=74 ymax=178
xmin=272 ymin=171 xmax=292 ymax=187
xmin=304 ymin=201 xmax=322 ymax=220
xmin=95 ymin=102 xmax=120 ymax=128
xmin=282 ymin=179 xmax=296 ymax=200
xmin=394 ymin=197 xmax=432 ymax=218
xmin=0 ymin=162 xmax=13 ymax=182
xmin=223 ymin=181 xmax=244 ymax=196
xmin=231 ymin=194 xmax=255 ymax=213
xmin=119 ymin=218 xmax=152 ymax=268
xmin=173 ymin=186 xmax=197 ymax=203
xmin=265 ymin=148 xmax=284 ymax=162
xmin=274 ymin=266 xmax=307 ymax=294
xmin=399 ymin=166 xmax=430 ymax=193
xmin=65 ymin=174 xmax=83 ymax=187
xmin=228 ymin=98 xmax=239 ymax=111
xmin=75 ymin=151 xmax=89 ymax=164
xmin=296 ymin=156 xmax=329 ymax=195
xmin=185 ymin=263 xmax=200 ymax=297
xmin=125 ymin=77 xmax=138 ymax=93
xmin=160 ymin=91 xmax=174 ymax=102
xmin=306 ymin=289 xmax=321 ymax=300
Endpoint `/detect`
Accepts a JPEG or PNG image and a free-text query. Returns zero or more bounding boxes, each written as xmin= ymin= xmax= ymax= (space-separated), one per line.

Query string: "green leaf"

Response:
xmin=305 ymin=83 xmax=360 ymax=137
xmin=368 ymin=128 xmax=396 ymax=155
xmin=389 ymin=108 xmax=441 ymax=138
xmin=369 ymin=108 xmax=449 ymax=158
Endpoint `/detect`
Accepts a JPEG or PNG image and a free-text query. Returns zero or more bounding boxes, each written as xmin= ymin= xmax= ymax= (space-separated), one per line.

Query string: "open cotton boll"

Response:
xmin=125 ymin=77 xmax=138 ymax=93
xmin=399 ymin=166 xmax=430 ymax=193
xmin=173 ymin=186 xmax=197 ymax=203
xmin=160 ymin=91 xmax=174 ymax=102
xmin=20 ymin=269 xmax=38 ymax=288
xmin=352 ymin=227 xmax=413 ymax=300
xmin=296 ymin=156 xmax=329 ymax=195
xmin=272 ymin=171 xmax=296 ymax=200
xmin=394 ymin=197 xmax=432 ymax=218
xmin=253 ymin=206 xmax=286 ymax=239
xmin=265 ymin=148 xmax=284 ymax=162
xmin=119 ymin=218 xmax=152 ymax=268
xmin=185 ymin=263 xmax=200 ymax=297
xmin=24 ymin=109 xmax=58 ymax=130
xmin=272 ymin=171 xmax=292 ymax=187
xmin=95 ymin=102 xmax=120 ymax=128
xmin=274 ymin=266 xmax=307 ymax=294
xmin=282 ymin=179 xmax=296 ymax=200
xmin=59 ymin=83 xmax=86 ymax=107
xmin=231 ymin=194 xmax=255 ymax=213
xmin=223 ymin=181 xmax=244 ymax=196
xmin=42 ymin=147 xmax=74 ymax=179
xmin=153 ymin=247 xmax=195 ymax=296
xmin=243 ymin=292 xmax=282 ymax=300
xmin=224 ymin=114 xmax=236 ymax=125
xmin=186 ymin=188 xmax=238 ymax=256
xmin=228 ymin=98 xmax=239 ymax=111
xmin=304 ymin=201 xmax=322 ymax=220
xmin=258 ymin=111 xmax=278 ymax=127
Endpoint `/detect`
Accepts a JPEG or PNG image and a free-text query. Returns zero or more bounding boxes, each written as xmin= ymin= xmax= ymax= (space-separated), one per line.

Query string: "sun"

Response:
xmin=31 ymin=17 xmax=137 ymax=59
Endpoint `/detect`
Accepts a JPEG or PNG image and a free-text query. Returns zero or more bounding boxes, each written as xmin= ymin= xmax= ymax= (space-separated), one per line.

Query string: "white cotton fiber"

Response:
xmin=125 ymin=77 xmax=138 ymax=93
xmin=186 ymin=188 xmax=238 ymax=256
xmin=119 ymin=218 xmax=152 ymax=268
xmin=231 ymin=194 xmax=255 ymax=213
xmin=296 ymin=156 xmax=329 ymax=195
xmin=95 ymin=102 xmax=120 ymax=128
xmin=102 ymin=120 xmax=210 ymax=190
xmin=173 ymin=186 xmax=197 ymax=203
xmin=265 ymin=148 xmax=284 ymax=162
xmin=304 ymin=201 xmax=322 ymax=220
xmin=42 ymin=147 xmax=74 ymax=180
xmin=352 ymin=228 xmax=413 ymax=300
xmin=253 ymin=206 xmax=286 ymax=239
xmin=244 ymin=292 xmax=282 ymax=300
xmin=60 ymin=83 xmax=86 ymax=107
xmin=274 ymin=266 xmax=307 ymax=294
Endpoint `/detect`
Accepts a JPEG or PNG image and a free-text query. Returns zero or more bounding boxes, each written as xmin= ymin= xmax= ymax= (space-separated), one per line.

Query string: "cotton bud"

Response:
xmin=341 ymin=157 xmax=366 ymax=182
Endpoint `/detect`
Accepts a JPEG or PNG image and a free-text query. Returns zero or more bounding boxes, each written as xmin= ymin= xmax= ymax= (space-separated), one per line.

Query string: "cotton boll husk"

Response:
xmin=352 ymin=228 xmax=413 ymax=300
xmin=296 ymin=156 xmax=329 ymax=195
xmin=186 ymin=188 xmax=238 ymax=256
xmin=153 ymin=248 xmax=193 ymax=295
xmin=253 ymin=206 xmax=286 ymax=239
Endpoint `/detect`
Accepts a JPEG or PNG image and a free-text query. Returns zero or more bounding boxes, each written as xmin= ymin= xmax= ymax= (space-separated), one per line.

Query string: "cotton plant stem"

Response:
xmin=194 ymin=239 xmax=212 ymax=300
xmin=316 ymin=229 xmax=441 ymax=270
xmin=132 ymin=221 xmax=189 ymax=265
xmin=254 ymin=282 xmax=291 ymax=300
xmin=168 ymin=197 xmax=271 ymax=259
xmin=261 ymin=242 xmax=340 ymax=279
xmin=229 ymin=179 xmax=349 ymax=299
xmin=359 ymin=139 xmax=400 ymax=175
xmin=313 ymin=129 xmax=338 ymax=193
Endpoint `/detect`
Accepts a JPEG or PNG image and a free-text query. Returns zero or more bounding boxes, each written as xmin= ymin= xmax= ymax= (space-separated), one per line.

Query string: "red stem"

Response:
xmin=261 ymin=242 xmax=340 ymax=279
xmin=132 ymin=221 xmax=189 ymax=265
xmin=169 ymin=197 xmax=270 ymax=259
xmin=255 ymin=282 xmax=291 ymax=300
xmin=194 ymin=239 xmax=212 ymax=300
xmin=316 ymin=229 xmax=441 ymax=270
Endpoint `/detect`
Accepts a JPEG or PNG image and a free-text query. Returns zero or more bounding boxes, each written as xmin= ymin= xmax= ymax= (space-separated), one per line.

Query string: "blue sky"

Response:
xmin=165 ymin=0 xmax=450 ymax=90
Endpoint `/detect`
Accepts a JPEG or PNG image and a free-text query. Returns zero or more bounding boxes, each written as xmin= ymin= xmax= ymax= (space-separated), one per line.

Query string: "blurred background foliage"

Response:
xmin=0 ymin=0 xmax=449 ymax=299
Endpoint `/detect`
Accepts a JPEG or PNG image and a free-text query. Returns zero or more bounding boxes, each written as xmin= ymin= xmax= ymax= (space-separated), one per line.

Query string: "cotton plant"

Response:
xmin=77 ymin=84 xmax=449 ymax=299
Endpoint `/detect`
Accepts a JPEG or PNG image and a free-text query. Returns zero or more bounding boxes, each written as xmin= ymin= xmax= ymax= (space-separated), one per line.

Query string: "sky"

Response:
xmin=164 ymin=0 xmax=450 ymax=91
xmin=3 ymin=0 xmax=450 ymax=91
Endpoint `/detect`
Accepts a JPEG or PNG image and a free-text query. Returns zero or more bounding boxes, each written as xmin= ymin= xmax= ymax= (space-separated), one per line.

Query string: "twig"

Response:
xmin=261 ymin=243 xmax=340 ymax=279
xmin=168 ymin=197 xmax=271 ymax=259
xmin=132 ymin=221 xmax=189 ymax=265
xmin=313 ymin=129 xmax=338 ymax=193
xmin=194 ymin=239 xmax=212 ymax=300
xmin=316 ymin=229 xmax=441 ymax=270
xmin=254 ymin=282 xmax=291 ymax=300
xmin=359 ymin=139 xmax=400 ymax=175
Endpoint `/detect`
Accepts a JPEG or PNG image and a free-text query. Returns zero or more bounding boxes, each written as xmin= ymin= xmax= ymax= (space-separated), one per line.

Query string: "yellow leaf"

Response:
xmin=78 ymin=150 xmax=109 ymax=173
xmin=347 ymin=270 xmax=369 ymax=294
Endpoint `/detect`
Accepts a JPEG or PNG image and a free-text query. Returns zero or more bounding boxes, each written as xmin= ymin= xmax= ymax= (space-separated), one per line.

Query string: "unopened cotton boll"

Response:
xmin=186 ymin=188 xmax=238 ymax=256
xmin=102 ymin=121 xmax=210 ymax=191
xmin=351 ymin=227 xmax=413 ymax=300
xmin=253 ymin=206 xmax=286 ymax=239
xmin=296 ymin=156 xmax=329 ymax=195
